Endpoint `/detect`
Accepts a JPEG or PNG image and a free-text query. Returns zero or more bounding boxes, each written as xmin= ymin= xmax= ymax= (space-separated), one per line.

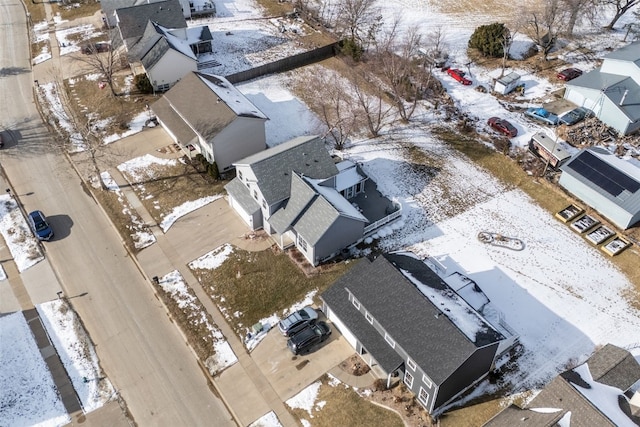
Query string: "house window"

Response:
xmin=297 ymin=235 xmax=308 ymax=251
xmin=356 ymin=182 xmax=362 ymax=193
xmin=238 ymin=170 xmax=243 ymax=181
xmin=406 ymin=358 xmax=416 ymax=371
xmin=384 ymin=333 xmax=395 ymax=348
xmin=253 ymin=190 xmax=258 ymax=200
xmin=262 ymin=200 xmax=266 ymax=209
xmin=418 ymin=387 xmax=429 ymax=405
xmin=156 ymin=83 xmax=170 ymax=92
xmin=365 ymin=311 xmax=373 ymax=324
xmin=404 ymin=371 xmax=414 ymax=388
xmin=352 ymin=297 xmax=361 ymax=310
xmin=422 ymin=375 xmax=432 ymax=388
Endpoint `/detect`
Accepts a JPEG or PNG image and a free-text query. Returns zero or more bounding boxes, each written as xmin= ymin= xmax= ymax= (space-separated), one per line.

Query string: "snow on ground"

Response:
xmin=0 ymin=194 xmax=44 ymax=272
xmin=248 ymin=411 xmax=283 ymax=427
xmin=285 ymin=381 xmax=322 ymax=417
xmin=37 ymin=300 xmax=116 ymax=411
xmin=158 ymin=270 xmax=238 ymax=373
xmin=159 ymin=195 xmax=223 ymax=232
xmin=0 ymin=312 xmax=71 ymax=427
xmin=39 ymin=82 xmax=85 ymax=152
xmin=55 ymin=24 xmax=101 ymax=55
xmin=101 ymin=171 xmax=156 ymax=249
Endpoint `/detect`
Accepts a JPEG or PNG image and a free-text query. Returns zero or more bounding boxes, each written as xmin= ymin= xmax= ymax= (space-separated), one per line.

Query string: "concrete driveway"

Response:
xmin=251 ymin=315 xmax=355 ymax=401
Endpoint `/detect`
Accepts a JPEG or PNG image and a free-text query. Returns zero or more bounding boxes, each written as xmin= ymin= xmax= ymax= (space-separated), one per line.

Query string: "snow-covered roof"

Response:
xmin=332 ymin=160 xmax=366 ymax=192
xmin=196 ymin=72 xmax=268 ymax=119
xmin=306 ymin=176 xmax=367 ymax=222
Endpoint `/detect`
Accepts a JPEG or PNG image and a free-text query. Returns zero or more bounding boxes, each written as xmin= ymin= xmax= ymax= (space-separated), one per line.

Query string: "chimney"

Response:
xmin=620 ymin=89 xmax=629 ymax=106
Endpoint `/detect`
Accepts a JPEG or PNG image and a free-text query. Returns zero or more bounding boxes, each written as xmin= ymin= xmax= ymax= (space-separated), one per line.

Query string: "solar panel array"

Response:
xmin=566 ymin=151 xmax=640 ymax=197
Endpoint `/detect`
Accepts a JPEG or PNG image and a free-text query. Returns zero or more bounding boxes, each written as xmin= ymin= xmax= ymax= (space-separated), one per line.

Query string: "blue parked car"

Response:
xmin=28 ymin=210 xmax=54 ymax=241
xmin=525 ymin=107 xmax=559 ymax=126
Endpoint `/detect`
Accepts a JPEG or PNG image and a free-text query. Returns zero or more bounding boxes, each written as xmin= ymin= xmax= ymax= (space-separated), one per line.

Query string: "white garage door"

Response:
xmin=326 ymin=307 xmax=357 ymax=349
xmin=229 ymin=195 xmax=253 ymax=228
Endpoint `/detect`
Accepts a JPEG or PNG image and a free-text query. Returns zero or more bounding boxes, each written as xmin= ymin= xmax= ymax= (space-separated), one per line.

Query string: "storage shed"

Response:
xmin=494 ymin=72 xmax=521 ymax=95
xmin=558 ymin=147 xmax=640 ymax=229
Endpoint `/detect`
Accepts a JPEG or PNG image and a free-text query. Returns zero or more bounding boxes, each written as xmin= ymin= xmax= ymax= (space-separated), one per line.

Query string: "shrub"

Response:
xmin=134 ymin=74 xmax=153 ymax=94
xmin=468 ymin=23 xmax=509 ymax=58
xmin=340 ymin=38 xmax=364 ymax=61
xmin=207 ymin=162 xmax=219 ymax=180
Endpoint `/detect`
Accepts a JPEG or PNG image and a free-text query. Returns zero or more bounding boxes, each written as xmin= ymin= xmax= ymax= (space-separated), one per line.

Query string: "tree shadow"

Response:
xmin=0 ymin=67 xmax=30 ymax=77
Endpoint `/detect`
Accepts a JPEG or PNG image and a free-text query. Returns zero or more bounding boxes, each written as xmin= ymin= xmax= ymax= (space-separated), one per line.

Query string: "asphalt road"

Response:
xmin=0 ymin=1 xmax=235 ymax=425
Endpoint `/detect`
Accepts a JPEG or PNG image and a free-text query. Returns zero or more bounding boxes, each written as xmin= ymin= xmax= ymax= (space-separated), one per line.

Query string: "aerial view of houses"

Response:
xmin=2 ymin=0 xmax=640 ymax=426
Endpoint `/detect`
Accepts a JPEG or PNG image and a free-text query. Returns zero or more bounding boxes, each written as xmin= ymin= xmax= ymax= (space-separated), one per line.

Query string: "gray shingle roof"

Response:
xmin=291 ymin=191 xmax=340 ymax=245
xmin=116 ymin=0 xmax=186 ymax=46
xmin=151 ymin=97 xmax=197 ymax=145
xmin=322 ymin=253 xmax=502 ymax=385
xmin=224 ymin=178 xmax=260 ymax=215
xmin=137 ymin=22 xmax=196 ymax=69
xmin=483 ymin=404 xmax=565 ymax=427
xmin=587 ymin=343 xmax=640 ymax=392
xmin=268 ymin=173 xmax=317 ymax=234
xmin=566 ymin=72 xmax=640 ymax=122
xmin=152 ymin=72 xmax=264 ymax=142
xmin=321 ymin=258 xmax=405 ymax=373
xmin=234 ymin=136 xmax=339 ymax=205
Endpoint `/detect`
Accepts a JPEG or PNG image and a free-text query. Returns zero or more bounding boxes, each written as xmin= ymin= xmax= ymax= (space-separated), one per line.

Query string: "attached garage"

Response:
xmin=323 ymin=305 xmax=358 ymax=348
xmin=224 ymin=179 xmax=263 ymax=230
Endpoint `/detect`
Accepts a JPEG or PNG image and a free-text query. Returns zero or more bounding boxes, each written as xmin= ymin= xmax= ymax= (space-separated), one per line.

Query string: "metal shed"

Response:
xmin=494 ymin=72 xmax=521 ymax=95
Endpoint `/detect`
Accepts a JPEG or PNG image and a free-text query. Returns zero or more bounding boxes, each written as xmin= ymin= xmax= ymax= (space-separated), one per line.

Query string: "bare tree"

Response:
xmin=499 ymin=26 xmax=513 ymax=77
xmin=301 ymin=69 xmax=356 ymax=150
xmin=70 ymin=35 xmax=122 ymax=97
xmin=523 ymin=0 xmax=566 ymax=60
xmin=351 ymin=73 xmax=393 ymax=137
xmin=336 ymin=0 xmax=381 ymax=46
xmin=373 ymin=23 xmax=429 ymax=122
xmin=562 ymin=0 xmax=598 ymax=36
xmin=601 ymin=0 xmax=640 ymax=30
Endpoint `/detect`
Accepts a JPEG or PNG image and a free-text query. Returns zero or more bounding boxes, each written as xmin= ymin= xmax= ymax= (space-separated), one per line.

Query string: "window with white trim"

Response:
xmin=253 ymin=190 xmax=258 ymax=200
xmin=418 ymin=387 xmax=429 ymax=405
xmin=406 ymin=358 xmax=416 ymax=371
xmin=422 ymin=375 xmax=433 ymax=388
xmin=404 ymin=371 xmax=414 ymax=388
xmin=384 ymin=333 xmax=395 ymax=348
xmin=297 ymin=235 xmax=308 ymax=251
xmin=238 ymin=170 xmax=243 ymax=181
xmin=365 ymin=311 xmax=373 ymax=324
xmin=352 ymin=297 xmax=361 ymax=310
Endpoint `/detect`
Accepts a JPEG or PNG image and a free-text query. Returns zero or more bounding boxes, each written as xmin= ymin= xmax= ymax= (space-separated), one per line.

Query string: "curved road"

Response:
xmin=0 ymin=1 xmax=235 ymax=425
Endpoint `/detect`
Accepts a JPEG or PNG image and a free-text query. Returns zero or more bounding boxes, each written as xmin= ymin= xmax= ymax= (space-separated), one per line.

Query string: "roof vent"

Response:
xmin=620 ymin=89 xmax=629 ymax=106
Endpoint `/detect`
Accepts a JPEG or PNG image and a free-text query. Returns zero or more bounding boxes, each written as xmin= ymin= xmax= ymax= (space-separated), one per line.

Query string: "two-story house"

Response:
xmin=225 ymin=135 xmax=402 ymax=266
xmin=321 ymin=252 xmax=516 ymax=415
xmin=151 ymin=71 xmax=268 ymax=171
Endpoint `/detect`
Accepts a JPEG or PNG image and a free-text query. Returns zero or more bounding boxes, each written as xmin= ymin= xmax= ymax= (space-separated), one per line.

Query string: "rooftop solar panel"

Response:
xmin=566 ymin=151 xmax=640 ymax=197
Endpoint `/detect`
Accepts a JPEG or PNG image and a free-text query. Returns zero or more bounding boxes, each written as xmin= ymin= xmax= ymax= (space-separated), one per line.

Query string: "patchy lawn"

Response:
xmin=51 ymin=0 xmax=102 ymax=22
xmin=190 ymin=246 xmax=352 ymax=339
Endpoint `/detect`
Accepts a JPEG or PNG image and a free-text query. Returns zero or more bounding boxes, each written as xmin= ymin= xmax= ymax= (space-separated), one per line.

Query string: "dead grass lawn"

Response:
xmin=25 ymin=2 xmax=47 ymax=24
xmin=93 ymin=189 xmax=147 ymax=254
xmin=190 ymin=248 xmax=353 ymax=337
xmin=287 ymin=375 xmax=405 ymax=427
xmin=51 ymin=0 xmax=102 ymax=22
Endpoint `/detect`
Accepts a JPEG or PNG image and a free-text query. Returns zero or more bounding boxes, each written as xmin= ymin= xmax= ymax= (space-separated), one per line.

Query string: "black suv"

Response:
xmin=287 ymin=321 xmax=331 ymax=355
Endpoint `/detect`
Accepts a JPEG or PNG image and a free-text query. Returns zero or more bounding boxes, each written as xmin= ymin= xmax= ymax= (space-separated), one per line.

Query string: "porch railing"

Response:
xmin=363 ymin=202 xmax=402 ymax=234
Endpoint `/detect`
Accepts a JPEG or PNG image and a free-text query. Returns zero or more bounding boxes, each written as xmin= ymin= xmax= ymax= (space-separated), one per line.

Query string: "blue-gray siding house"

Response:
xmin=321 ymin=253 xmax=513 ymax=415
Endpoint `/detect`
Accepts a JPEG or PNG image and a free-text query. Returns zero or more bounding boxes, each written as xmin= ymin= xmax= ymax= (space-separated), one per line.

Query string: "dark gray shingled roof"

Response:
xmin=224 ymin=178 xmax=260 ymax=215
xmin=268 ymin=173 xmax=318 ymax=234
xmin=321 ymin=258 xmax=405 ymax=373
xmin=322 ymin=253 xmax=503 ymax=385
xmin=151 ymin=97 xmax=197 ymax=145
xmin=587 ymin=343 xmax=640 ymax=392
xmin=116 ymin=0 xmax=186 ymax=46
xmin=483 ymin=404 xmax=565 ymax=427
xmin=603 ymin=40 xmax=640 ymax=62
xmin=292 ymin=191 xmax=341 ymax=245
xmin=234 ymin=136 xmax=339 ymax=205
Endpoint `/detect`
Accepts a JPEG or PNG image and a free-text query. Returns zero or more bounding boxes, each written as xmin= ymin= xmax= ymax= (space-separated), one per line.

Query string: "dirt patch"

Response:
xmin=339 ymin=354 xmax=371 ymax=376
xmin=366 ymin=380 xmax=434 ymax=427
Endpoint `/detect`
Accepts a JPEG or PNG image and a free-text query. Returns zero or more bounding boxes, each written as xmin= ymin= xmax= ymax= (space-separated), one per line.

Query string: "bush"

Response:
xmin=340 ymin=38 xmax=364 ymax=61
xmin=468 ymin=23 xmax=509 ymax=58
xmin=134 ymin=74 xmax=153 ymax=94
xmin=207 ymin=162 xmax=219 ymax=180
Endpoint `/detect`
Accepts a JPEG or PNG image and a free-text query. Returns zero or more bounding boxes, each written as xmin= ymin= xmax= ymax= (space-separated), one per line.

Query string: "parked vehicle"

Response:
xmin=524 ymin=107 xmax=559 ymax=126
xmin=28 ymin=210 xmax=54 ymax=241
xmin=557 ymin=68 xmax=583 ymax=81
xmin=0 ymin=132 xmax=4 ymax=148
xmin=278 ymin=306 xmax=318 ymax=337
xmin=528 ymin=132 xmax=572 ymax=169
xmin=559 ymin=107 xmax=591 ymax=126
xmin=287 ymin=321 xmax=331 ymax=355
xmin=447 ymin=68 xmax=472 ymax=85
xmin=487 ymin=117 xmax=518 ymax=137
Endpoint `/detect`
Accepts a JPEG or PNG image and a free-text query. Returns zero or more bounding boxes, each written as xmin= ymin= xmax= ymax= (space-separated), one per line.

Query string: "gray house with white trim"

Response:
xmin=151 ymin=72 xmax=268 ymax=171
xmin=225 ymin=136 xmax=402 ymax=266
xmin=564 ymin=41 xmax=640 ymax=135
xmin=321 ymin=253 xmax=516 ymax=415
xmin=484 ymin=344 xmax=640 ymax=426
xmin=559 ymin=147 xmax=640 ymax=229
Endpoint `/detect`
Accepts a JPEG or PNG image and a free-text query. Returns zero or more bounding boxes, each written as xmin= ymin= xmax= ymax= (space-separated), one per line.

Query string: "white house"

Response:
xmin=151 ymin=72 xmax=268 ymax=171
xmin=564 ymin=41 xmax=640 ymax=135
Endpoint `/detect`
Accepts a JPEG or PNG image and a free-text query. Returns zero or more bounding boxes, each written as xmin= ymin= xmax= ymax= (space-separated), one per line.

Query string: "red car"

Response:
xmin=557 ymin=67 xmax=583 ymax=81
xmin=487 ymin=117 xmax=518 ymax=137
xmin=447 ymin=68 xmax=472 ymax=85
